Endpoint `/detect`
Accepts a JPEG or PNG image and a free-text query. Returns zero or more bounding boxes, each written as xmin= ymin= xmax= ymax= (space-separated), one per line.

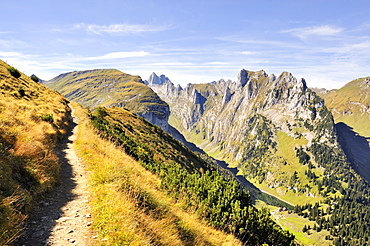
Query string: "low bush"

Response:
xmin=90 ymin=107 xmax=296 ymax=245
xmin=41 ymin=114 xmax=54 ymax=123
xmin=7 ymin=67 xmax=21 ymax=78
xmin=30 ymin=75 xmax=39 ymax=82
xmin=18 ymin=87 xmax=25 ymax=97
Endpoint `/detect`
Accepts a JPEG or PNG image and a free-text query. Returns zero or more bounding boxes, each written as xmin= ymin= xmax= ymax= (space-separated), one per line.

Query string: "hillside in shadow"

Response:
xmin=336 ymin=122 xmax=370 ymax=182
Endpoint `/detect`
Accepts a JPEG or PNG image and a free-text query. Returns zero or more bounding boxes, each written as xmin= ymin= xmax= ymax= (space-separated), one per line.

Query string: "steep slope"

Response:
xmin=150 ymin=70 xmax=370 ymax=245
xmin=317 ymin=77 xmax=370 ymax=138
xmin=317 ymin=78 xmax=370 ymax=181
xmin=0 ymin=60 xmax=70 ymax=244
xmin=81 ymin=105 xmax=295 ymax=245
xmin=45 ymin=69 xmax=170 ymax=131
xmin=14 ymin=105 xmax=94 ymax=246
xmin=151 ymin=70 xmax=337 ymax=201
xmin=71 ymin=103 xmax=245 ymax=245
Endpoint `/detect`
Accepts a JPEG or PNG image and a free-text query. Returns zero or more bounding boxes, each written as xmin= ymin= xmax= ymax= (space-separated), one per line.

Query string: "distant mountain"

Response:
xmin=144 ymin=72 xmax=172 ymax=86
xmin=0 ymin=61 xmax=295 ymax=245
xmin=317 ymin=77 xmax=370 ymax=139
xmin=317 ymin=77 xmax=370 ymax=182
xmin=149 ymin=69 xmax=370 ymax=245
xmin=150 ymin=69 xmax=341 ymax=199
xmin=45 ymin=69 xmax=170 ymax=131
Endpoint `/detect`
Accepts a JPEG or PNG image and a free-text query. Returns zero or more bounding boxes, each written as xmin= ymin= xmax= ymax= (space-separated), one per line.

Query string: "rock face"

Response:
xmin=45 ymin=69 xmax=170 ymax=131
xmin=148 ymin=69 xmax=357 ymax=199
xmin=145 ymin=72 xmax=171 ymax=86
xmin=150 ymin=69 xmax=329 ymax=147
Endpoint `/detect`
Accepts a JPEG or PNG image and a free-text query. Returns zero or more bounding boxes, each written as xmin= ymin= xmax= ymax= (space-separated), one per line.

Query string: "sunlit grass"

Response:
xmin=321 ymin=77 xmax=370 ymax=138
xmin=0 ymin=59 xmax=69 ymax=244
xmin=73 ymin=103 xmax=243 ymax=246
xmin=277 ymin=211 xmax=332 ymax=246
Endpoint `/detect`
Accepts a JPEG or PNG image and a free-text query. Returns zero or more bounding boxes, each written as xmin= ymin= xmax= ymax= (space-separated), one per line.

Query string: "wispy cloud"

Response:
xmin=241 ymin=51 xmax=256 ymax=55
xmin=0 ymin=51 xmax=23 ymax=57
xmin=203 ymin=61 xmax=230 ymax=65
xmin=282 ymin=25 xmax=343 ymax=39
xmin=85 ymin=51 xmax=149 ymax=60
xmin=149 ymin=62 xmax=194 ymax=66
xmin=319 ymin=41 xmax=370 ymax=54
xmin=0 ymin=51 xmax=39 ymax=60
xmin=73 ymin=23 xmax=172 ymax=35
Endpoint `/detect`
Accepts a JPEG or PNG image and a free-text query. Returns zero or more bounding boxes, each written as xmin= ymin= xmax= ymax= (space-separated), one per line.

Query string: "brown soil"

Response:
xmin=15 ymin=107 xmax=94 ymax=246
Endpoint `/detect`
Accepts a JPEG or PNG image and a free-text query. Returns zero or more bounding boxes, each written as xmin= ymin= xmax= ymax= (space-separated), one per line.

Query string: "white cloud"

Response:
xmin=85 ymin=51 xmax=149 ymax=60
xmin=319 ymin=41 xmax=370 ymax=54
xmin=0 ymin=51 xmax=23 ymax=57
xmin=282 ymin=25 xmax=343 ymax=39
xmin=149 ymin=62 xmax=194 ymax=66
xmin=74 ymin=23 xmax=172 ymax=35
xmin=204 ymin=62 xmax=230 ymax=65
xmin=241 ymin=51 xmax=256 ymax=55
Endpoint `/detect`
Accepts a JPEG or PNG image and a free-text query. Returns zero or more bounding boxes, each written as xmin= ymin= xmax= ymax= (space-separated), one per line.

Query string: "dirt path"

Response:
xmin=15 ymin=106 xmax=94 ymax=246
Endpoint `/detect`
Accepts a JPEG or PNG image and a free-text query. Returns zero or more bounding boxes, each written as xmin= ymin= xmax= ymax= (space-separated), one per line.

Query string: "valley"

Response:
xmin=146 ymin=70 xmax=370 ymax=245
xmin=0 ymin=59 xmax=369 ymax=245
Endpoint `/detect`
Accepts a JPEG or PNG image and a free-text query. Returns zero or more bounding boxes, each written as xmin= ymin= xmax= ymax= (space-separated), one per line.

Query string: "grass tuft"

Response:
xmin=0 ymin=59 xmax=70 ymax=244
xmin=72 ymin=102 xmax=244 ymax=246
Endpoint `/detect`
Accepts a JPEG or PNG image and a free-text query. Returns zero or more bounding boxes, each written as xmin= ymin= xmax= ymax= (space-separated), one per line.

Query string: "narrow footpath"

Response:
xmin=15 ymin=106 xmax=94 ymax=246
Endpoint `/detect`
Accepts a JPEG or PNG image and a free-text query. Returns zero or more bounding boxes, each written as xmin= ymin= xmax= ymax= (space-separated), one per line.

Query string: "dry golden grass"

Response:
xmin=72 ymin=102 xmax=243 ymax=246
xmin=0 ymin=60 xmax=70 ymax=244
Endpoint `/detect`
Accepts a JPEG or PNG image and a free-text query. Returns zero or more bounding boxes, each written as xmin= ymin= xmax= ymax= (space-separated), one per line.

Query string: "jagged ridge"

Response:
xmin=149 ymin=69 xmax=370 ymax=245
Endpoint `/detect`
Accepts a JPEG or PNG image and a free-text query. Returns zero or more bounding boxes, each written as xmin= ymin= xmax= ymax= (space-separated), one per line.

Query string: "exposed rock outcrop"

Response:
xmin=148 ymin=69 xmax=347 ymax=198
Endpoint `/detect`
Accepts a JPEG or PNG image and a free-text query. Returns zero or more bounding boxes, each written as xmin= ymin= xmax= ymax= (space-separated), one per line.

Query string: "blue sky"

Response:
xmin=1 ymin=0 xmax=370 ymax=89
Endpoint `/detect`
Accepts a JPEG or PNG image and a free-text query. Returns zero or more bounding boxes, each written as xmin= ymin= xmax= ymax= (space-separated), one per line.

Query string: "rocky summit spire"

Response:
xmin=148 ymin=72 xmax=171 ymax=85
xmin=237 ymin=69 xmax=249 ymax=87
xmin=148 ymin=72 xmax=161 ymax=85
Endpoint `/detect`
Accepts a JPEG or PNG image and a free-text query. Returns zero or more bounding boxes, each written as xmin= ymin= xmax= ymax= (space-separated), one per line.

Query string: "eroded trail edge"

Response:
xmin=16 ymin=106 xmax=94 ymax=246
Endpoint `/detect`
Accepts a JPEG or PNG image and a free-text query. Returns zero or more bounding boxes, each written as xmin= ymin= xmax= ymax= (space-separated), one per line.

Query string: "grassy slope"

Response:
xmin=46 ymin=69 xmax=168 ymax=119
xmin=0 ymin=60 xmax=70 ymax=244
xmin=320 ymin=77 xmax=370 ymax=138
xmin=241 ymin=131 xmax=331 ymax=246
xmin=319 ymin=77 xmax=370 ymax=182
xmin=72 ymin=103 xmax=243 ymax=245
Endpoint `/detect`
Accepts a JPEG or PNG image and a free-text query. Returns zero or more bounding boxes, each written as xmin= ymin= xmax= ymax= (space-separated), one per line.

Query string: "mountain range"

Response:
xmin=1 ymin=58 xmax=369 ymax=245
xmin=146 ymin=70 xmax=370 ymax=245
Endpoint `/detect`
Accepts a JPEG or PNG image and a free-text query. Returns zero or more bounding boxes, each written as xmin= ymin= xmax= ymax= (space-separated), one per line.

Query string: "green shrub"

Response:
xmin=95 ymin=107 xmax=108 ymax=118
xmin=18 ymin=87 xmax=25 ymax=97
xmin=41 ymin=114 xmax=54 ymax=123
xmin=7 ymin=67 xmax=21 ymax=78
xmin=90 ymin=109 xmax=296 ymax=245
xmin=30 ymin=75 xmax=39 ymax=82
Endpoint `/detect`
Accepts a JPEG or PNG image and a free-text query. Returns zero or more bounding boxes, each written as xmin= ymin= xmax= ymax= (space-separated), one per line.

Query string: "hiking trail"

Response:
xmin=16 ymin=106 xmax=95 ymax=245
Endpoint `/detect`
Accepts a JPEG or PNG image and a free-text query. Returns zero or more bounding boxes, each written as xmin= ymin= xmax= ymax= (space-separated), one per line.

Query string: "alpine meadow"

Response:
xmin=1 ymin=1 xmax=370 ymax=245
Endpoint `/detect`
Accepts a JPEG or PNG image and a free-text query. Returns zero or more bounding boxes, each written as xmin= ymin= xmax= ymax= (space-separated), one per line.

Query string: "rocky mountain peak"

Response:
xmin=237 ymin=69 xmax=268 ymax=88
xmin=273 ymin=72 xmax=307 ymax=92
xmin=237 ymin=69 xmax=249 ymax=87
xmin=176 ymin=84 xmax=183 ymax=91
xmin=147 ymin=72 xmax=171 ymax=85
xmin=251 ymin=70 xmax=268 ymax=79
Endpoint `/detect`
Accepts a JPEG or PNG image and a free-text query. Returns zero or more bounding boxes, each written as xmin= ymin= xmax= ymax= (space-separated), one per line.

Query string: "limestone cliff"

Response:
xmin=149 ymin=69 xmax=360 ymax=202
